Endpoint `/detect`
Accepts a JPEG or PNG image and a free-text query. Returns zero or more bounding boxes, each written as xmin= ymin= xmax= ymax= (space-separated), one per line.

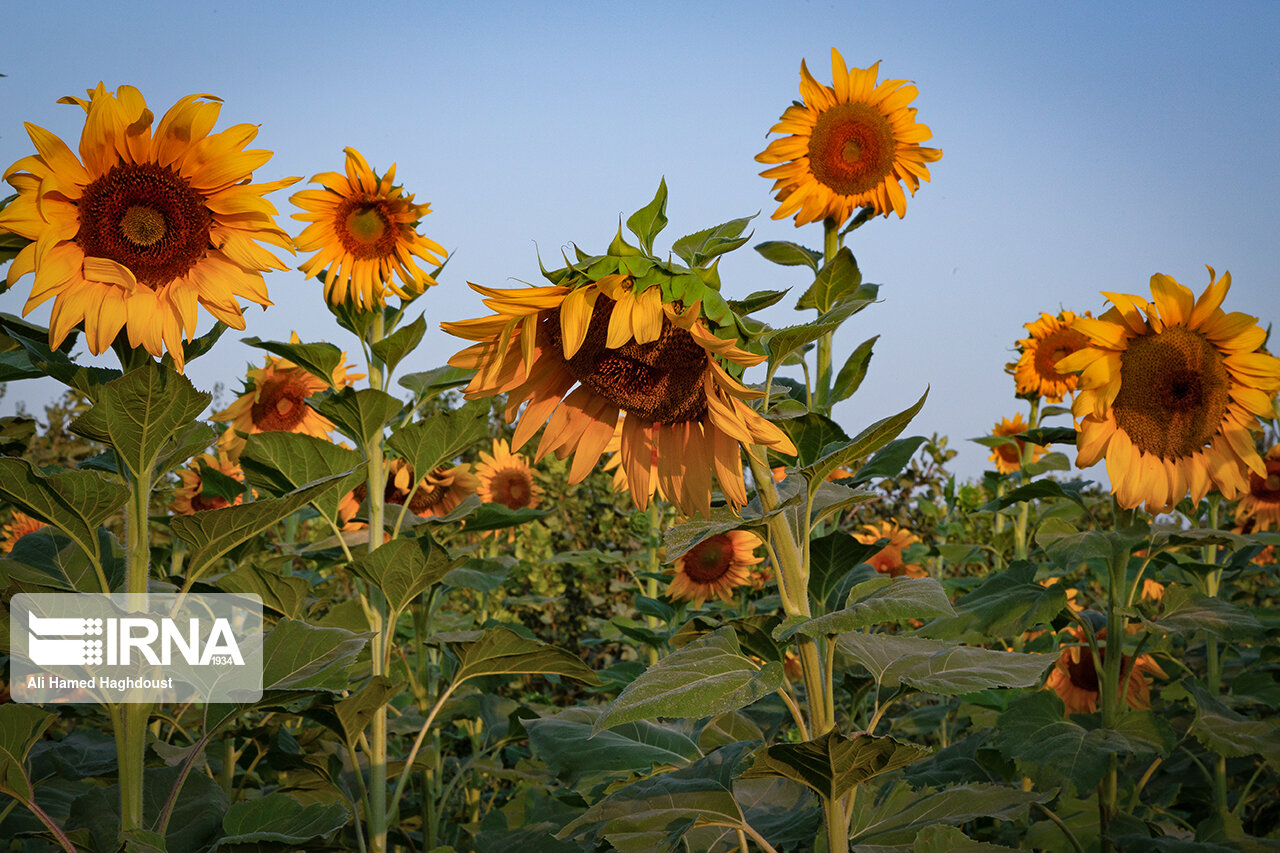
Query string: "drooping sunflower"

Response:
xmin=0 ymin=84 xmax=297 ymax=371
xmin=1235 ymin=444 xmax=1280 ymax=532
xmin=443 ymin=273 xmax=796 ymax=518
xmin=853 ymin=520 xmax=926 ymax=578
xmin=367 ymin=458 xmax=477 ymax=519
xmin=1011 ymin=311 xmax=1092 ymax=402
xmin=666 ymin=530 xmax=764 ymax=608
xmin=1044 ymin=625 xmax=1167 ymax=716
xmin=756 ymin=48 xmax=942 ymax=226
xmin=1 ymin=511 xmax=48 ymax=553
xmin=170 ymin=451 xmax=244 ymax=514
xmin=1056 ymin=269 xmax=1280 ymax=513
xmin=215 ymin=338 xmax=363 ymax=458
xmin=988 ymin=413 xmax=1047 ymax=475
xmin=476 ymin=439 xmax=542 ymax=511
xmin=291 ymin=147 xmax=446 ymax=310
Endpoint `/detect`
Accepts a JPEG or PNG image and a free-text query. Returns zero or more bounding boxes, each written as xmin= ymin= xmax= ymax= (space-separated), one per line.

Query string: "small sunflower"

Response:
xmin=1 ymin=511 xmax=48 ymax=553
xmin=0 ymin=84 xmax=297 ymax=371
xmin=1040 ymin=576 xmax=1083 ymax=612
xmin=1011 ymin=311 xmax=1092 ymax=402
xmin=291 ymin=147 xmax=446 ymax=310
xmin=215 ymin=337 xmax=363 ymax=458
xmin=1055 ymin=269 xmax=1280 ymax=513
xmin=756 ymin=48 xmax=942 ymax=226
xmin=666 ymin=530 xmax=764 ymax=608
xmin=443 ymin=274 xmax=795 ymax=518
xmin=170 ymin=451 xmax=244 ymax=514
xmin=1044 ymin=625 xmax=1166 ymax=716
xmin=360 ymin=458 xmax=477 ymax=520
xmin=476 ymin=439 xmax=542 ymax=511
xmin=853 ymin=520 xmax=926 ymax=578
xmin=988 ymin=413 xmax=1047 ymax=475
xmin=1235 ymin=444 xmax=1280 ymax=531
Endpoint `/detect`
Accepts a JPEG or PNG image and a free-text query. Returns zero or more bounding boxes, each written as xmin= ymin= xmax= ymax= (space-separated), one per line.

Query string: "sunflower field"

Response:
xmin=0 ymin=51 xmax=1278 ymax=853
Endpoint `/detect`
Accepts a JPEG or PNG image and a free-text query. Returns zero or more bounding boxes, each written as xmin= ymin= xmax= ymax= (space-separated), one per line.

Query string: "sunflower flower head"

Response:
xmin=0 ymin=84 xmax=298 ymax=371
xmin=1 ymin=511 xmax=48 ymax=553
xmin=988 ymin=413 xmax=1047 ymax=475
xmin=365 ymin=458 xmax=477 ymax=519
xmin=1010 ymin=311 xmax=1092 ymax=402
xmin=756 ymin=48 xmax=942 ymax=227
xmin=853 ymin=520 xmax=926 ymax=578
xmin=291 ymin=147 xmax=447 ymax=310
xmin=1055 ymin=268 xmax=1280 ymax=513
xmin=666 ymin=530 xmax=764 ymax=608
xmin=170 ymin=451 xmax=244 ymax=514
xmin=476 ymin=439 xmax=542 ymax=511
xmin=441 ymin=185 xmax=796 ymax=518
xmin=1235 ymin=443 xmax=1280 ymax=532
xmin=214 ymin=338 xmax=363 ymax=459
xmin=1044 ymin=624 xmax=1167 ymax=716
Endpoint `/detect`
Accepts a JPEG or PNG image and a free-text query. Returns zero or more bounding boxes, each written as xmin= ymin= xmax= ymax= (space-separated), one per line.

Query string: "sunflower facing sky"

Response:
xmin=0 ymin=84 xmax=297 ymax=371
xmin=1011 ymin=310 xmax=1092 ymax=403
xmin=442 ymin=267 xmax=796 ymax=518
xmin=215 ymin=336 xmax=363 ymax=458
xmin=291 ymin=147 xmax=447 ymax=310
xmin=666 ymin=530 xmax=764 ymax=608
xmin=988 ymin=413 xmax=1047 ymax=475
xmin=476 ymin=439 xmax=542 ymax=511
xmin=756 ymin=48 xmax=942 ymax=226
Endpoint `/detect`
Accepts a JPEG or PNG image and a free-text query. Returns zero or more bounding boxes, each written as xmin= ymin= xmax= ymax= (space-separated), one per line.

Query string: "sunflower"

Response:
xmin=1235 ymin=444 xmax=1280 ymax=532
xmin=1044 ymin=625 xmax=1167 ymax=716
xmin=0 ymin=84 xmax=297 ymax=371
xmin=291 ymin=147 xmax=446 ymax=310
xmin=1011 ymin=311 xmax=1092 ymax=402
xmin=170 ymin=451 xmax=244 ymax=514
xmin=853 ymin=520 xmax=926 ymax=578
xmin=756 ymin=48 xmax=941 ymax=226
xmin=1 ymin=511 xmax=48 ymax=553
xmin=215 ymin=337 xmax=363 ymax=458
xmin=442 ymin=274 xmax=796 ymax=518
xmin=988 ymin=413 xmax=1047 ymax=475
xmin=1055 ymin=269 xmax=1280 ymax=513
xmin=353 ymin=458 xmax=478 ymax=520
xmin=476 ymin=439 xmax=542 ymax=511
xmin=666 ymin=530 xmax=764 ymax=608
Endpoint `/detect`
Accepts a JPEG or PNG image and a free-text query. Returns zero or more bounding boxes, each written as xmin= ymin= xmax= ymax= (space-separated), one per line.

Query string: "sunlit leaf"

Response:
xmin=837 ymin=632 xmax=1054 ymax=694
xmin=348 ymin=535 xmax=460 ymax=616
xmin=453 ymin=626 xmax=601 ymax=685
xmin=386 ymin=402 xmax=488 ymax=485
xmin=625 ymin=178 xmax=668 ymax=255
xmin=671 ymin=215 xmax=754 ymax=268
xmin=242 ymin=335 xmax=343 ymax=387
xmin=775 ymin=577 xmax=954 ymax=641
xmin=239 ymin=431 xmax=366 ymax=523
xmin=0 ymin=457 xmax=126 ymax=572
xmin=795 ymin=247 xmax=865 ymax=313
xmin=830 ymin=334 xmax=878 ymax=403
xmin=917 ymin=562 xmax=1066 ymax=641
xmin=754 ymin=239 xmax=822 ymax=272
xmin=332 ymin=676 xmax=401 ymax=747
xmin=1142 ymin=584 xmax=1263 ymax=640
xmin=370 ymin=313 xmax=426 ymax=376
xmin=311 ymin=386 xmax=403 ymax=450
xmin=801 ymin=390 xmax=928 ymax=491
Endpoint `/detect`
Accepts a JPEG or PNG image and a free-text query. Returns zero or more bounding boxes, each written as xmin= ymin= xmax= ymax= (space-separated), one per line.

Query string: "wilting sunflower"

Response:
xmin=0 ymin=84 xmax=297 ymax=371
xmin=756 ymin=48 xmax=942 ymax=226
xmin=1 ymin=511 xmax=48 ymax=553
xmin=1044 ymin=624 xmax=1167 ymax=716
xmin=853 ymin=520 xmax=926 ymax=578
xmin=1235 ymin=444 xmax=1280 ymax=531
xmin=1056 ymin=269 xmax=1280 ymax=513
xmin=215 ymin=339 xmax=362 ymax=458
xmin=476 ymin=439 xmax=542 ymax=511
xmin=1011 ymin=311 xmax=1092 ymax=402
xmin=443 ymin=273 xmax=796 ymax=518
xmin=291 ymin=147 xmax=446 ymax=310
xmin=667 ymin=530 xmax=764 ymax=608
xmin=170 ymin=451 xmax=244 ymax=514
xmin=988 ymin=413 xmax=1047 ymax=474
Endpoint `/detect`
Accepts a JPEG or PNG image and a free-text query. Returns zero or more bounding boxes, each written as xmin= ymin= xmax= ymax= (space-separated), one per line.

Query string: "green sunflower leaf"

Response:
xmin=800 ymin=389 xmax=928 ymax=491
xmin=348 ymin=535 xmax=460 ymax=618
xmin=795 ymin=247 xmax=866 ymax=313
xmin=311 ymin=386 xmax=404 ymax=451
xmin=595 ymin=627 xmax=783 ymax=730
xmin=727 ymin=288 xmax=790 ymax=316
xmin=217 ymin=793 xmax=350 ymax=848
xmin=625 ymin=178 xmax=669 ymax=255
xmin=837 ymin=632 xmax=1055 ymax=695
xmin=238 ymin=431 xmax=366 ymax=524
xmin=385 ymin=402 xmax=488 ymax=484
xmin=370 ymin=313 xmax=426 ymax=376
xmin=451 ymin=626 xmax=601 ymax=686
xmin=831 ymin=335 xmax=878 ymax=403
xmin=754 ymin=240 xmax=823 ymax=272
xmin=398 ymin=365 xmax=476 ymax=403
xmin=242 ymin=335 xmax=344 ymax=387
xmin=671 ymin=215 xmax=755 ymax=268
xmin=740 ymin=730 xmax=929 ymax=802
xmin=774 ymin=576 xmax=955 ymax=641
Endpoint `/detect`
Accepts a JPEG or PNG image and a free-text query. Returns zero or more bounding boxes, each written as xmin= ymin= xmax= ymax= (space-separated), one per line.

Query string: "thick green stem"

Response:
xmin=813 ymin=220 xmax=840 ymax=413
xmin=1099 ymin=502 xmax=1137 ymax=852
xmin=364 ymin=309 xmax=390 ymax=853
xmin=1201 ymin=496 xmax=1230 ymax=820
xmin=118 ymin=469 xmax=153 ymax=834
xmin=645 ymin=499 xmax=662 ymax=665
xmin=1012 ymin=397 xmax=1040 ymax=561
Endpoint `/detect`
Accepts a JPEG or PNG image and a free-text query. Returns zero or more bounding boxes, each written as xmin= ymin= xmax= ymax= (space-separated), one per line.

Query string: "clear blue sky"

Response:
xmin=2 ymin=0 xmax=1278 ymax=484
